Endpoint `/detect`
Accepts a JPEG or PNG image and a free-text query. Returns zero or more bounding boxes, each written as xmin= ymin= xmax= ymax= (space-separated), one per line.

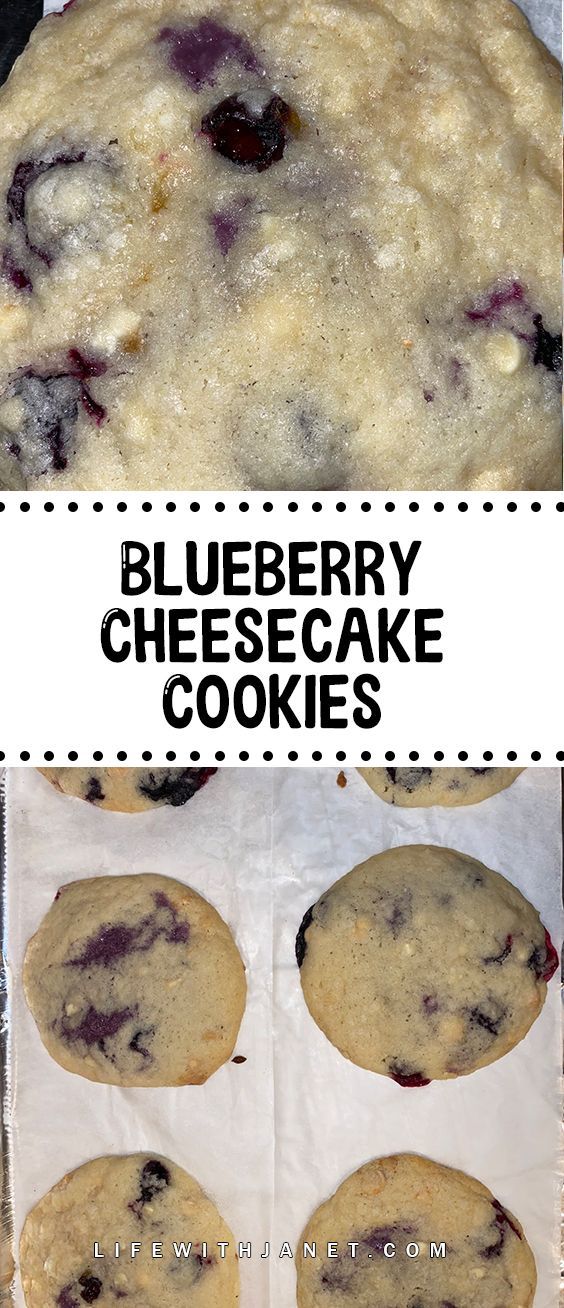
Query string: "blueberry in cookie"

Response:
xmin=297 ymin=1153 xmax=536 ymax=1308
xmin=0 ymin=0 xmax=560 ymax=490
xmin=23 ymin=873 xmax=246 ymax=1085
xmin=357 ymin=767 xmax=523 ymax=808
xmin=20 ymin=1153 xmax=239 ymax=1308
xmin=296 ymin=845 xmax=558 ymax=1082
xmin=38 ymin=766 xmax=217 ymax=812
xmin=1 ymin=351 xmax=106 ymax=482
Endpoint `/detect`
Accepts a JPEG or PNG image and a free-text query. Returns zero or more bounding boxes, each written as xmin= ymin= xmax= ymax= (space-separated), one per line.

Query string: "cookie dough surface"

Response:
xmin=24 ymin=873 xmax=246 ymax=1085
xmin=20 ymin=1152 xmax=239 ymax=1308
xmin=297 ymin=1153 xmax=536 ymax=1308
xmin=0 ymin=0 xmax=561 ymax=491
xmin=38 ymin=766 xmax=216 ymax=811
xmin=296 ymin=844 xmax=558 ymax=1083
xmin=358 ymin=766 xmax=523 ymax=807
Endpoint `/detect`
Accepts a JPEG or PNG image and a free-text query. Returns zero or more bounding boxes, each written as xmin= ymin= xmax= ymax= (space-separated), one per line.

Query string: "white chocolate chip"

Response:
xmin=30 ymin=170 xmax=92 ymax=226
xmin=440 ymin=1014 xmax=465 ymax=1042
xmin=486 ymin=330 xmax=525 ymax=375
xmin=246 ymin=294 xmax=299 ymax=344
xmin=91 ymin=308 xmax=141 ymax=355
xmin=256 ymin=215 xmax=299 ymax=266
xmin=0 ymin=396 xmax=25 ymax=433
xmin=0 ymin=301 xmax=29 ymax=341
xmin=120 ymin=404 xmax=153 ymax=445
xmin=375 ymin=242 xmax=401 ymax=269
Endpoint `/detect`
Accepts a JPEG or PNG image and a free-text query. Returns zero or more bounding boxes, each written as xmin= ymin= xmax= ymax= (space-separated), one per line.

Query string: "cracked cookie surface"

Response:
xmin=296 ymin=844 xmax=558 ymax=1082
xmin=20 ymin=1152 xmax=239 ymax=1308
xmin=297 ymin=1153 xmax=536 ymax=1308
xmin=24 ymin=873 xmax=246 ymax=1085
xmin=0 ymin=0 xmax=560 ymax=490
xmin=357 ymin=767 xmax=523 ymax=808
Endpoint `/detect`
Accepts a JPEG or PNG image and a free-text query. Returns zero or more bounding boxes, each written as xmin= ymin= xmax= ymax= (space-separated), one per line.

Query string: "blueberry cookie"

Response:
xmin=297 ymin=1153 xmax=536 ymax=1308
xmin=23 ymin=873 xmax=246 ymax=1085
xmin=358 ymin=767 xmax=523 ymax=808
xmin=0 ymin=0 xmax=560 ymax=491
xmin=20 ymin=1152 xmax=239 ymax=1308
xmin=38 ymin=766 xmax=216 ymax=812
xmin=296 ymin=845 xmax=558 ymax=1084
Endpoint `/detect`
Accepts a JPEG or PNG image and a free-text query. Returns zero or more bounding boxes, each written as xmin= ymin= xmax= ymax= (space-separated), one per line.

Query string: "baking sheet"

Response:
xmin=35 ymin=0 xmax=561 ymax=58
xmin=3 ymin=766 xmax=562 ymax=1307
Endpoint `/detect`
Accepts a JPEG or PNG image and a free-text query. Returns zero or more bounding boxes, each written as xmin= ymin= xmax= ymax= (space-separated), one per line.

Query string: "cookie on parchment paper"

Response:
xmin=296 ymin=844 xmax=558 ymax=1084
xmin=24 ymin=872 xmax=246 ymax=1085
xmin=297 ymin=1152 xmax=536 ymax=1308
xmin=20 ymin=1152 xmax=239 ymax=1308
xmin=357 ymin=766 xmax=523 ymax=808
xmin=38 ymin=766 xmax=217 ymax=811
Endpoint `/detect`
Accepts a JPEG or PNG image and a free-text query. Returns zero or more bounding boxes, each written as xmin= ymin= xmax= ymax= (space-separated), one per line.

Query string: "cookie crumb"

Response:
xmin=336 ymin=770 xmax=347 ymax=788
xmin=232 ymin=1054 xmax=247 ymax=1064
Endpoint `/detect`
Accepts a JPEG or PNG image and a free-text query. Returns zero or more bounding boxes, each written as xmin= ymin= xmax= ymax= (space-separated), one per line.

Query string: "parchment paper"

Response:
xmin=40 ymin=0 xmax=562 ymax=59
xmin=4 ymin=766 xmax=562 ymax=1307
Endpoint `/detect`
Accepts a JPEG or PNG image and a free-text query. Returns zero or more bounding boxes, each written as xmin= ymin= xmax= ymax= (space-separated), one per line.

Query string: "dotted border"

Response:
xmin=6 ymin=751 xmax=560 ymax=765
xmin=1 ymin=499 xmax=563 ymax=515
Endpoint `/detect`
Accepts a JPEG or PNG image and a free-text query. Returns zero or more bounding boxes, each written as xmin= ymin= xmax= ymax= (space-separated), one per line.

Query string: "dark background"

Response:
xmin=0 ymin=0 xmax=42 ymax=86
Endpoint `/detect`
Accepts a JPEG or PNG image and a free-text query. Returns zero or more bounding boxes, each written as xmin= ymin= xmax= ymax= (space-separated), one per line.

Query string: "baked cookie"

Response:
xmin=296 ymin=844 xmax=558 ymax=1084
xmin=20 ymin=1152 xmax=239 ymax=1308
xmin=297 ymin=1153 xmax=536 ymax=1308
xmin=23 ymin=873 xmax=246 ymax=1085
xmin=38 ymin=766 xmax=217 ymax=811
xmin=357 ymin=766 xmax=523 ymax=808
xmin=0 ymin=0 xmax=560 ymax=491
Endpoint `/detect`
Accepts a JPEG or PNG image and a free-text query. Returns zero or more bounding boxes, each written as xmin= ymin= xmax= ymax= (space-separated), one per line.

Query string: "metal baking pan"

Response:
xmin=1 ymin=767 xmax=562 ymax=1308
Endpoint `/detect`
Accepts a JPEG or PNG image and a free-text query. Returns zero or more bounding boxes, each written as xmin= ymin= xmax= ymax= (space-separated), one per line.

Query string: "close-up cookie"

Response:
xmin=357 ymin=766 xmax=523 ymax=808
xmin=20 ymin=1152 xmax=239 ymax=1308
xmin=297 ymin=1153 xmax=536 ymax=1308
xmin=38 ymin=765 xmax=217 ymax=811
xmin=0 ymin=0 xmax=560 ymax=491
xmin=23 ymin=872 xmax=246 ymax=1085
xmin=296 ymin=844 xmax=558 ymax=1084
